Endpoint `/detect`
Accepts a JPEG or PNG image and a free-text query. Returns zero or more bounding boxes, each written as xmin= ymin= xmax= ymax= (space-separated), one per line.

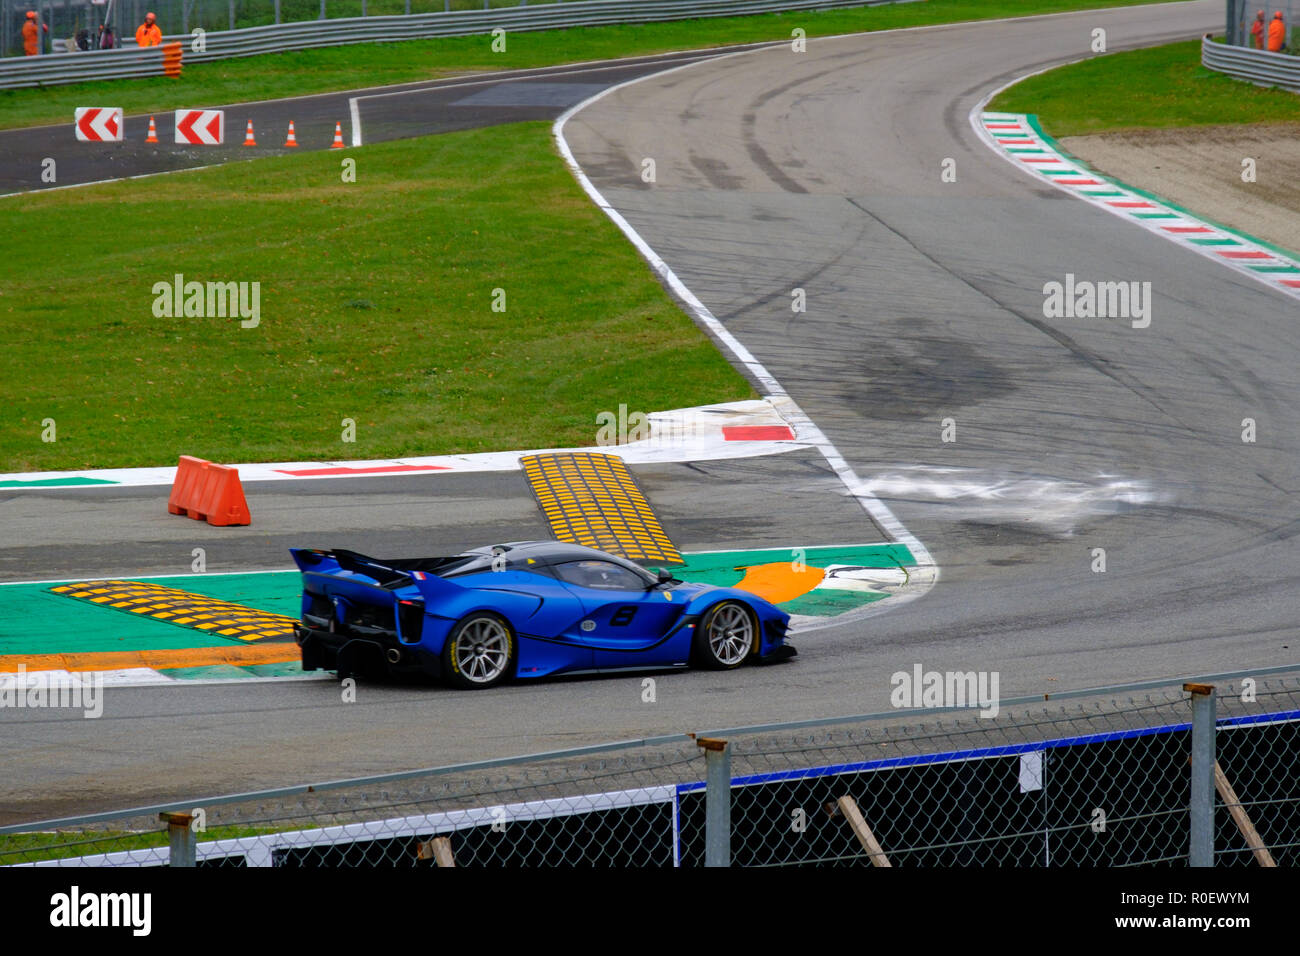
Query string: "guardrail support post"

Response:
xmin=698 ymin=737 xmax=730 ymax=867
xmin=1186 ymin=683 xmax=1216 ymax=867
xmin=160 ymin=811 xmax=197 ymax=867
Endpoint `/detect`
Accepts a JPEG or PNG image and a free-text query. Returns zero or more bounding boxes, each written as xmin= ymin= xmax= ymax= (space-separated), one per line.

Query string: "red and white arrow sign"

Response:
xmin=174 ymin=109 xmax=224 ymax=145
xmin=74 ymin=107 xmax=123 ymax=142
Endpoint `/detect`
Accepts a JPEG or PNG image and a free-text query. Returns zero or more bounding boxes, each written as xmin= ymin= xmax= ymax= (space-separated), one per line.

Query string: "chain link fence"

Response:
xmin=2 ymin=670 xmax=1297 ymax=867
xmin=703 ymin=676 xmax=1299 ymax=867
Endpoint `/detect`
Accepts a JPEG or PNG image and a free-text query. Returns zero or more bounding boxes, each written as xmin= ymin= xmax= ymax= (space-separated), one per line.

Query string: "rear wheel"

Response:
xmin=693 ymin=601 xmax=757 ymax=670
xmin=442 ymin=613 xmax=516 ymax=689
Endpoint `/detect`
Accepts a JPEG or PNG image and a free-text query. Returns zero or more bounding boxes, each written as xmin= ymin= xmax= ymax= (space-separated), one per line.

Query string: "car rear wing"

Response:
xmin=290 ymin=548 xmax=465 ymax=607
xmin=291 ymin=548 xmax=420 ymax=588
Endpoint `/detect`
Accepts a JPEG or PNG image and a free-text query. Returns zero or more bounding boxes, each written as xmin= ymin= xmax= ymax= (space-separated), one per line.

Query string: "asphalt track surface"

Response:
xmin=8 ymin=0 xmax=1298 ymax=821
xmin=0 ymin=45 xmax=774 ymax=195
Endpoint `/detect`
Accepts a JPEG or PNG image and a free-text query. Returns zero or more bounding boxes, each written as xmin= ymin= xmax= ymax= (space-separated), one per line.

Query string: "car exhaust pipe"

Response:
xmin=386 ymin=648 xmax=401 ymax=665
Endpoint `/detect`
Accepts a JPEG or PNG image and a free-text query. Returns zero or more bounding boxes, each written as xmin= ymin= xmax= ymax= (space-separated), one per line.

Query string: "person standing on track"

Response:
xmin=22 ymin=11 xmax=47 ymax=56
xmin=1268 ymin=10 xmax=1286 ymax=52
xmin=1251 ymin=9 xmax=1266 ymax=49
xmin=135 ymin=11 xmax=161 ymax=48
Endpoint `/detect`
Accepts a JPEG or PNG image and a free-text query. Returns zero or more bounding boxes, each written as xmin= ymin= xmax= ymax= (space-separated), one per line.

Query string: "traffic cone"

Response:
xmin=145 ymin=116 xmax=159 ymax=144
xmin=284 ymin=121 xmax=299 ymax=148
xmin=242 ymin=120 xmax=257 ymax=147
xmin=330 ymin=122 xmax=345 ymax=149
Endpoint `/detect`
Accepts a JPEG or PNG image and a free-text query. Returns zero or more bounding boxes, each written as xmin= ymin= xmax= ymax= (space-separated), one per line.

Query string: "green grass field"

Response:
xmin=1 ymin=0 xmax=1188 ymax=131
xmin=991 ymin=39 xmax=1300 ymax=136
xmin=0 ymin=122 xmax=753 ymax=472
xmin=0 ymin=824 xmax=287 ymax=864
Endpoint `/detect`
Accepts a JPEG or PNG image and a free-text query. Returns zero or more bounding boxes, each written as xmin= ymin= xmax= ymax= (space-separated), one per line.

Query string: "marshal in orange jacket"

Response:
xmin=135 ymin=17 xmax=162 ymax=47
xmin=1268 ymin=11 xmax=1286 ymax=52
xmin=22 ymin=13 xmax=45 ymax=56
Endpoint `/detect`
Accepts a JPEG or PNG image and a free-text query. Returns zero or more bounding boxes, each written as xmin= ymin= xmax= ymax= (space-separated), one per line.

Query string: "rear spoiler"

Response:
xmin=291 ymin=548 xmax=420 ymax=588
xmin=290 ymin=548 xmax=465 ymax=605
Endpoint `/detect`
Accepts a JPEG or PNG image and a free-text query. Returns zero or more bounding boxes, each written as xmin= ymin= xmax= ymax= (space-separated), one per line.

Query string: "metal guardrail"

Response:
xmin=1203 ymin=34 xmax=1300 ymax=93
xmin=0 ymin=0 xmax=893 ymax=90
xmin=0 ymin=43 xmax=173 ymax=88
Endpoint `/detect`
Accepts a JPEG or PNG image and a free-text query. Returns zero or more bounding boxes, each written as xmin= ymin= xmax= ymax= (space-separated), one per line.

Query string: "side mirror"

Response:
xmin=656 ymin=569 xmax=673 ymax=585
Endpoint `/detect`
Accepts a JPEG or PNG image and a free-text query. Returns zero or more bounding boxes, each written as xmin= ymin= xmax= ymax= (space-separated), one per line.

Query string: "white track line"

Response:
xmin=552 ymin=52 xmax=938 ymax=614
xmin=349 ymin=96 xmax=362 ymax=147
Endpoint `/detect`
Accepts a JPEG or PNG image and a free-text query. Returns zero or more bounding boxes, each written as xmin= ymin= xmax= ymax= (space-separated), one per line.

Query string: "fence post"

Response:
xmin=698 ymin=737 xmax=730 ymax=867
xmin=1186 ymin=683 xmax=1216 ymax=867
xmin=160 ymin=811 xmax=197 ymax=867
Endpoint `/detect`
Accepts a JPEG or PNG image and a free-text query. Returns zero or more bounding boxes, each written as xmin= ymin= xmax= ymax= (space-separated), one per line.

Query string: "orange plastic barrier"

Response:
xmin=162 ymin=42 xmax=183 ymax=79
xmin=167 ymin=456 xmax=251 ymax=527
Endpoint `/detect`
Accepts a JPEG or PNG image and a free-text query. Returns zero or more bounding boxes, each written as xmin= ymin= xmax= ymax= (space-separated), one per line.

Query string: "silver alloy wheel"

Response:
xmin=707 ymin=603 xmax=753 ymax=666
xmin=454 ymin=617 xmax=511 ymax=684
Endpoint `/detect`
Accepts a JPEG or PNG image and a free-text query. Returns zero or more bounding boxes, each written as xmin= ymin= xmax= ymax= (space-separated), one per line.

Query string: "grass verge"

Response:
xmin=0 ymin=825 xmax=287 ymax=864
xmin=0 ymin=121 xmax=753 ymax=472
xmin=1 ymin=0 xmax=1191 ymax=131
xmin=990 ymin=39 xmax=1300 ymax=136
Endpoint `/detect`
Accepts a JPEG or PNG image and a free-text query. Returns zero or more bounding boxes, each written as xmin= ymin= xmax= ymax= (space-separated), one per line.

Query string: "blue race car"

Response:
xmin=290 ymin=540 xmax=794 ymax=689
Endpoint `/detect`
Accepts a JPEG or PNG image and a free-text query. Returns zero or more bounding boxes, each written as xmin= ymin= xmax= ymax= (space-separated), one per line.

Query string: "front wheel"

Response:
xmin=693 ymin=601 xmax=757 ymax=670
xmin=442 ymin=613 xmax=516 ymax=689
